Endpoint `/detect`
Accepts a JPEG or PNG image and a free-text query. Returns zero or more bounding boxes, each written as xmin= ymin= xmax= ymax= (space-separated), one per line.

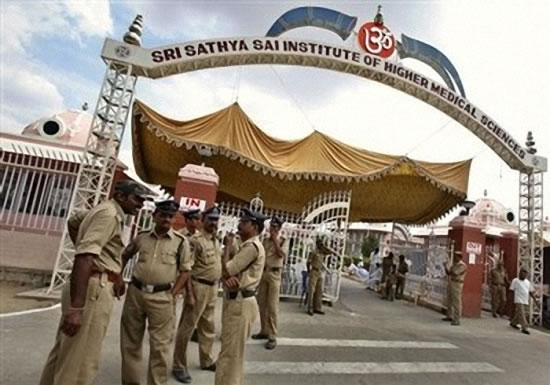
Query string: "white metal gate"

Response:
xmin=218 ymin=191 xmax=352 ymax=302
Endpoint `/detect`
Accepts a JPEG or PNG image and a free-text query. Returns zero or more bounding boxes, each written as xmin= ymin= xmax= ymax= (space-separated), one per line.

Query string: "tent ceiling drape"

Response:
xmin=131 ymin=100 xmax=471 ymax=223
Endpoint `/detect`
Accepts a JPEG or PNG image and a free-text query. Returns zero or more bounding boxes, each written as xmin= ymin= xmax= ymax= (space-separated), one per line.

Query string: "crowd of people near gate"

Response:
xmin=38 ymin=180 xmax=341 ymax=385
xmin=350 ymin=246 xmax=540 ymax=333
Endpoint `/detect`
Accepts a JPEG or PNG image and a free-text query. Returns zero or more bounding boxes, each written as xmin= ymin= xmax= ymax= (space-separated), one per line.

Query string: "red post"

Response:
xmin=172 ymin=164 xmax=219 ymax=230
xmin=448 ymin=217 xmax=485 ymax=318
xmin=499 ymin=231 xmax=519 ymax=317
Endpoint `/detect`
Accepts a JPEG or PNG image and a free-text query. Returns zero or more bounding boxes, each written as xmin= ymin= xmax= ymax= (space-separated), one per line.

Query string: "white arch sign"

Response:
xmin=102 ymin=37 xmax=546 ymax=172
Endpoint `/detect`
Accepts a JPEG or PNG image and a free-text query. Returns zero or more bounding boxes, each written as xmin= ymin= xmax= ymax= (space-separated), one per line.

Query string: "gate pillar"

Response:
xmin=173 ymin=164 xmax=219 ymax=230
xmin=448 ymin=217 xmax=485 ymax=318
xmin=500 ymin=231 xmax=519 ymax=317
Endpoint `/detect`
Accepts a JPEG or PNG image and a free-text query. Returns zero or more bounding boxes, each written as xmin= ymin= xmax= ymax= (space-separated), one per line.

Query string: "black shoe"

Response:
xmin=442 ymin=317 xmax=452 ymax=322
xmin=251 ymin=333 xmax=268 ymax=340
xmin=307 ymin=310 xmax=314 ymax=316
xmin=173 ymin=368 xmax=192 ymax=383
xmin=190 ymin=329 xmax=199 ymax=343
xmin=450 ymin=321 xmax=460 ymax=326
xmin=265 ymin=339 xmax=277 ymax=350
xmin=521 ymin=329 xmax=530 ymax=335
xmin=314 ymin=310 xmax=325 ymax=315
xmin=201 ymin=363 xmax=216 ymax=371
xmin=510 ymin=323 xmax=520 ymax=330
xmin=492 ymin=313 xmax=497 ymax=318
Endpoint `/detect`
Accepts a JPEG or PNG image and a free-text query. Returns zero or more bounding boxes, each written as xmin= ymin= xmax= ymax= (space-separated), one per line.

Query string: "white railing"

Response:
xmin=0 ymin=152 xmax=78 ymax=233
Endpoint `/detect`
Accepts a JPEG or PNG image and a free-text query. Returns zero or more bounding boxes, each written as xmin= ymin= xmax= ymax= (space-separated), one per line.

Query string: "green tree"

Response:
xmin=361 ymin=235 xmax=378 ymax=260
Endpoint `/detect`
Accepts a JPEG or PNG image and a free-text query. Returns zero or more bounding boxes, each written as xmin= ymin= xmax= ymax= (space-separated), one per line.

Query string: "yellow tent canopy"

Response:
xmin=132 ymin=100 xmax=471 ymax=223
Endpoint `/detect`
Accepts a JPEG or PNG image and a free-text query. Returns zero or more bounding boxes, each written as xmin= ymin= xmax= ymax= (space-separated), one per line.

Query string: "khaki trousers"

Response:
xmin=446 ymin=281 xmax=463 ymax=322
xmin=307 ymin=270 xmax=323 ymax=312
xmin=511 ymin=303 xmax=529 ymax=330
xmin=39 ymin=275 xmax=114 ymax=385
xmin=490 ymin=285 xmax=507 ymax=316
xmin=257 ymin=270 xmax=281 ymax=340
xmin=173 ymin=281 xmax=217 ymax=369
xmin=120 ymin=284 xmax=176 ymax=385
xmin=395 ymin=277 xmax=406 ymax=299
xmin=214 ymin=296 xmax=257 ymax=385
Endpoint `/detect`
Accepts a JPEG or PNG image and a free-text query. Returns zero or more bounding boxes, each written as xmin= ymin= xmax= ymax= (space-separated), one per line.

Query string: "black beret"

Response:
xmin=154 ymin=200 xmax=179 ymax=214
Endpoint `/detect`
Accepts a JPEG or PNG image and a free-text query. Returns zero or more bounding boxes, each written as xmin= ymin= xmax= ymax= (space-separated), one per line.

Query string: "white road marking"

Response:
xmin=246 ymin=361 xmax=503 ymax=375
xmin=0 ymin=303 xmax=60 ymax=318
xmin=248 ymin=338 xmax=457 ymax=349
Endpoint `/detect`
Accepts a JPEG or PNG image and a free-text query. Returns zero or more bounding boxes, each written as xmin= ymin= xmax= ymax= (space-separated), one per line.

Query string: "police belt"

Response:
xmin=450 ymin=278 xmax=464 ymax=283
xmin=491 ymin=283 xmax=506 ymax=287
xmin=225 ymin=289 xmax=256 ymax=300
xmin=264 ymin=266 xmax=281 ymax=273
xmin=192 ymin=276 xmax=217 ymax=286
xmin=131 ymin=278 xmax=172 ymax=293
xmin=311 ymin=267 xmax=321 ymax=272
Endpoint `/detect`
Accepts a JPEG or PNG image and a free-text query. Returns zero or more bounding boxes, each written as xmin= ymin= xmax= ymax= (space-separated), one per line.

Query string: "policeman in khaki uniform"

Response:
xmin=173 ymin=206 xmax=222 ymax=383
xmin=490 ymin=261 xmax=509 ymax=318
xmin=40 ymin=180 xmax=148 ymax=385
xmin=306 ymin=238 xmax=333 ymax=316
xmin=252 ymin=216 xmax=287 ymax=350
xmin=179 ymin=209 xmax=201 ymax=238
xmin=442 ymin=251 xmax=467 ymax=326
xmin=178 ymin=209 xmax=201 ymax=344
xmin=120 ymin=200 xmax=192 ymax=385
xmin=215 ymin=208 xmax=266 ymax=385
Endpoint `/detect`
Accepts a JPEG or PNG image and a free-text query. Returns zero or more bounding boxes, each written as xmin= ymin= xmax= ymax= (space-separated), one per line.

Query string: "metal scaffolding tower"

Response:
xmin=46 ymin=16 xmax=144 ymax=295
xmin=517 ymin=132 xmax=544 ymax=325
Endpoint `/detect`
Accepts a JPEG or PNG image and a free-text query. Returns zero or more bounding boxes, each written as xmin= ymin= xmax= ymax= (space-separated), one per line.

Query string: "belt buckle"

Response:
xmin=144 ymin=284 xmax=155 ymax=293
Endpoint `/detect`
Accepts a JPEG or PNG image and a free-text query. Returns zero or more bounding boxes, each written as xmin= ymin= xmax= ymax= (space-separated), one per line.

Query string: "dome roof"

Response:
xmin=21 ymin=109 xmax=93 ymax=148
xmin=471 ymin=198 xmax=508 ymax=218
xmin=470 ymin=197 xmax=514 ymax=226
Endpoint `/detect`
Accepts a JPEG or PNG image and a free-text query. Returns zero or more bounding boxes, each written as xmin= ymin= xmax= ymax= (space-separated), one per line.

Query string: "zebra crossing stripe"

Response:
xmin=246 ymin=361 xmax=503 ymax=374
xmin=249 ymin=338 xmax=457 ymax=349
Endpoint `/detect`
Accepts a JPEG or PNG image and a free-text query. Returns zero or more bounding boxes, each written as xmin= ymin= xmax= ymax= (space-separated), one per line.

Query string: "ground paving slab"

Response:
xmin=1 ymin=279 xmax=548 ymax=385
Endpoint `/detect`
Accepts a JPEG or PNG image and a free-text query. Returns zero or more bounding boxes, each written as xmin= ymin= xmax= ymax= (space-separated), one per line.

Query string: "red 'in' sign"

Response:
xmin=357 ymin=22 xmax=396 ymax=58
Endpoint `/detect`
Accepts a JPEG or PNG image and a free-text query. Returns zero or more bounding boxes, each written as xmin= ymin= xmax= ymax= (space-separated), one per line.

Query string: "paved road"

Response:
xmin=1 ymin=278 xmax=549 ymax=385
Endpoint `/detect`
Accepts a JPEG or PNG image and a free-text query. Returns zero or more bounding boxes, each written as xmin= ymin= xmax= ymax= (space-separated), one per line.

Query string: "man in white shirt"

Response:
xmin=509 ymin=269 xmax=539 ymax=335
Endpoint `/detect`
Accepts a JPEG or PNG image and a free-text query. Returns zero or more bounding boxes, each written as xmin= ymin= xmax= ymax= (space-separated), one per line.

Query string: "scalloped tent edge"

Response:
xmin=131 ymin=99 xmax=471 ymax=224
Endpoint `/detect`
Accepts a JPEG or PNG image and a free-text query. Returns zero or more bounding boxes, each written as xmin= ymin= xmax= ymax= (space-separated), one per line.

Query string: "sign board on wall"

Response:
xmin=179 ymin=197 xmax=206 ymax=212
xmin=466 ymin=241 xmax=482 ymax=255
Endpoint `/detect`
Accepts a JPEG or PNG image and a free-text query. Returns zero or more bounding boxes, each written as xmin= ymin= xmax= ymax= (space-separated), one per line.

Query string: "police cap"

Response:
xmin=203 ymin=206 xmax=220 ymax=220
xmin=154 ymin=200 xmax=180 ymax=214
xmin=240 ymin=208 xmax=267 ymax=227
xmin=115 ymin=180 xmax=152 ymax=199
xmin=270 ymin=216 xmax=284 ymax=227
xmin=183 ymin=209 xmax=201 ymax=220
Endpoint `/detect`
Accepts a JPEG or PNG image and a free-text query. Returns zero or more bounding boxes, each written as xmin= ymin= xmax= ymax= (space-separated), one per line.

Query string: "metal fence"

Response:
xmin=391 ymin=240 xmax=453 ymax=308
xmin=0 ymin=153 xmax=79 ymax=233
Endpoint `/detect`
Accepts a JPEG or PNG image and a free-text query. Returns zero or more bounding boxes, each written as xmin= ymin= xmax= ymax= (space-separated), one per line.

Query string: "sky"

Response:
xmin=2 ymin=0 xmax=549 ymax=220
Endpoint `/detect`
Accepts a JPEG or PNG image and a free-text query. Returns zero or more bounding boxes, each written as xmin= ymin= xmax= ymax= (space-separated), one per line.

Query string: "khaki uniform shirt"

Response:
xmin=449 ymin=260 xmax=467 ymax=282
xmin=308 ymin=248 xmax=326 ymax=271
xmin=490 ymin=268 xmax=507 ymax=286
xmin=262 ymin=236 xmax=288 ymax=268
xmin=69 ymin=199 xmax=125 ymax=274
xmin=397 ymin=261 xmax=409 ymax=277
xmin=123 ymin=229 xmax=192 ymax=285
xmin=226 ymin=235 xmax=265 ymax=290
xmin=190 ymin=230 xmax=222 ymax=282
xmin=178 ymin=227 xmax=195 ymax=238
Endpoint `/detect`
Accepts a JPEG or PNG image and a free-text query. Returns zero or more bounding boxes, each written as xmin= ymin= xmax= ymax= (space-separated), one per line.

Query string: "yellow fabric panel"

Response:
xmin=132 ymin=100 xmax=471 ymax=223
